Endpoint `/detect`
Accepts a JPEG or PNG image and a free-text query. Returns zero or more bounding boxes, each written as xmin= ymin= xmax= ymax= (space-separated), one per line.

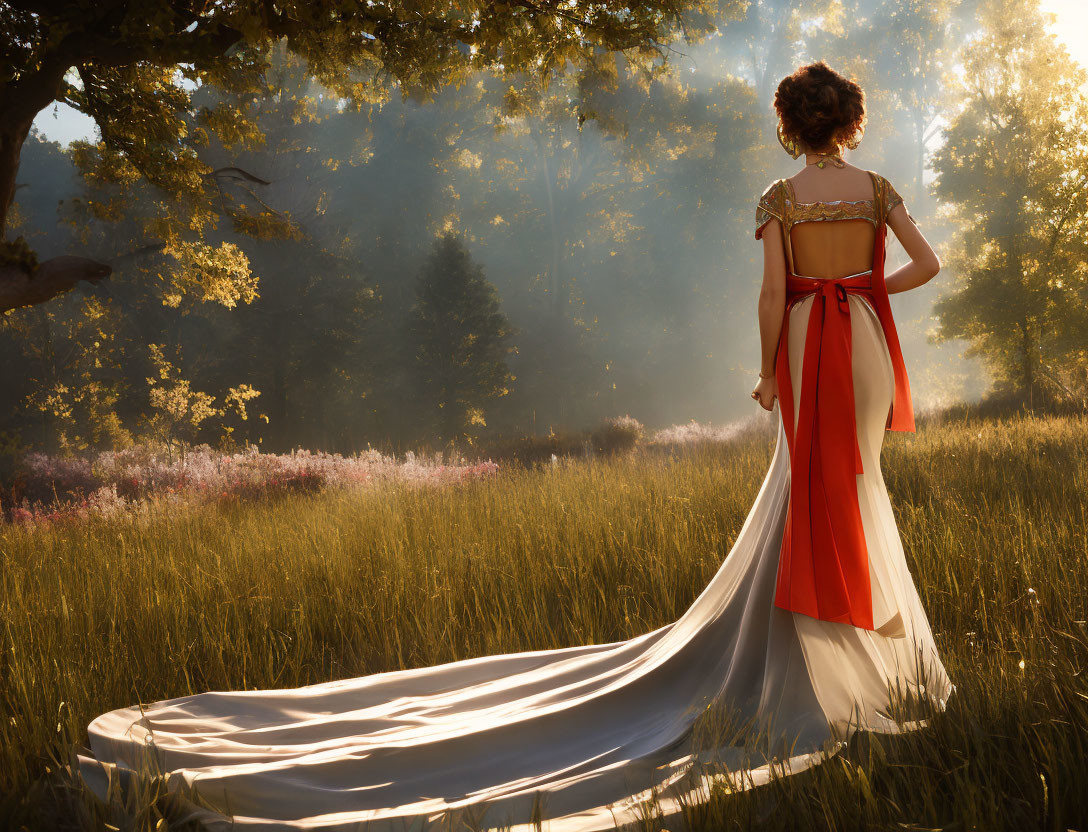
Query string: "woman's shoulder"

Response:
xmin=758 ymin=178 xmax=787 ymax=200
xmin=861 ymin=168 xmax=901 ymax=202
xmin=755 ymin=179 xmax=788 ymax=240
xmin=863 ymin=168 xmax=913 ymax=223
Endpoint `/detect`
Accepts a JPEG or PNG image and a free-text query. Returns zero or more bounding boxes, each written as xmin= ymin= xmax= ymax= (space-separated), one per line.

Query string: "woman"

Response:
xmin=79 ymin=62 xmax=953 ymax=831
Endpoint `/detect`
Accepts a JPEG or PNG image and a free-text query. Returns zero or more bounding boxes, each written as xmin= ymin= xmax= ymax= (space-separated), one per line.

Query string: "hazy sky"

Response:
xmin=1040 ymin=0 xmax=1088 ymax=70
xmin=31 ymin=3 xmax=1088 ymax=147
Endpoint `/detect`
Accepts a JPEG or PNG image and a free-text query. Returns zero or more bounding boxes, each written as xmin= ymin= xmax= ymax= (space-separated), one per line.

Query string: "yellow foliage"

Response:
xmin=161 ymin=241 xmax=257 ymax=308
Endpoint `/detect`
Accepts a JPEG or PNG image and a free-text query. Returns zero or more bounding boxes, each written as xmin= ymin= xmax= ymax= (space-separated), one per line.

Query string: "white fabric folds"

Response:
xmin=78 ymin=293 xmax=953 ymax=831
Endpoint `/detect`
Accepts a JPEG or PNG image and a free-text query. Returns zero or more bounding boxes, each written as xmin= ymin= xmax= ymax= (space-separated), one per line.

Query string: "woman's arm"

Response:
xmin=884 ymin=203 xmax=941 ymax=294
xmin=752 ymin=217 xmax=786 ymax=411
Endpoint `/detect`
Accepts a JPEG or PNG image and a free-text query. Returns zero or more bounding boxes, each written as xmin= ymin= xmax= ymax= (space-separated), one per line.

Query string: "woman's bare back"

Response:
xmin=783 ymin=163 xmax=882 ymax=279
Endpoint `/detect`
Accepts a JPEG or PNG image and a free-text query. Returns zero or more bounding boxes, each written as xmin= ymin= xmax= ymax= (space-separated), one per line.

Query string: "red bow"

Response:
xmin=773 ymin=225 xmax=914 ymax=630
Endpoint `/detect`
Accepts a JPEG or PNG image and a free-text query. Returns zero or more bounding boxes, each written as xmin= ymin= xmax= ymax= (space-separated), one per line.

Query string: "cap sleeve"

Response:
xmin=880 ymin=175 xmax=918 ymax=225
xmin=755 ymin=180 xmax=785 ymax=240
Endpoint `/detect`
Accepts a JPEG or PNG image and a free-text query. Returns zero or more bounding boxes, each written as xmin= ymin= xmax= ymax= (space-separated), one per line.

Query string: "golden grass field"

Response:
xmin=2 ymin=412 xmax=1087 ymax=830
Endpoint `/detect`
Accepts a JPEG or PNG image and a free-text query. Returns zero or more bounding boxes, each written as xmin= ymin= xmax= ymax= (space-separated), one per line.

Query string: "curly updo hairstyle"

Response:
xmin=774 ymin=62 xmax=866 ymax=152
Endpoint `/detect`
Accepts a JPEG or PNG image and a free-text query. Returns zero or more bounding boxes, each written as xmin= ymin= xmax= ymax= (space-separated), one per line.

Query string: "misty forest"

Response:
xmin=3 ymin=0 xmax=1084 ymax=458
xmin=2 ymin=0 xmax=1088 ymax=830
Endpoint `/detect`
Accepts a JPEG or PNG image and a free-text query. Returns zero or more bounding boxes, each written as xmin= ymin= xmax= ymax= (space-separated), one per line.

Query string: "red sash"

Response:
xmin=773 ymin=220 xmax=915 ymax=630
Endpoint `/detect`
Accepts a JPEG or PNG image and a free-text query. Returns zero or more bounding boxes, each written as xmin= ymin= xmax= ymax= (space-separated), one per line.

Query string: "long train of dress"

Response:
xmin=78 ymin=291 xmax=953 ymax=831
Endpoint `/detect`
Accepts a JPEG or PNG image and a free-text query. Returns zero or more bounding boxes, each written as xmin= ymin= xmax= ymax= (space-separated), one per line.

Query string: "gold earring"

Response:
xmin=844 ymin=133 xmax=862 ymax=150
xmin=777 ymin=124 xmax=801 ymax=159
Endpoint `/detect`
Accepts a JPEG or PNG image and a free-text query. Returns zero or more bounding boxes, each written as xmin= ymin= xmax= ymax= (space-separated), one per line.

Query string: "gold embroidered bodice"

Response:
xmin=755 ymin=171 xmax=915 ymax=277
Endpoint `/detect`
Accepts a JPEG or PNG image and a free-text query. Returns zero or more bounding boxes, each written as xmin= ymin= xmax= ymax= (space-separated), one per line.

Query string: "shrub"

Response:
xmin=589 ymin=415 xmax=645 ymax=456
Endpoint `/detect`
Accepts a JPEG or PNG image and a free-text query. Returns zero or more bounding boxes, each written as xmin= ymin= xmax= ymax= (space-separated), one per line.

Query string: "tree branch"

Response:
xmin=0 ymin=256 xmax=111 ymax=313
xmin=205 ymin=166 xmax=273 ymax=186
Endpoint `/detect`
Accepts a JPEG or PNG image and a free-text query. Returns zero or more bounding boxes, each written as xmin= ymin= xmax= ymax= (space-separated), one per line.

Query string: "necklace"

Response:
xmin=806 ymin=151 xmax=846 ymax=169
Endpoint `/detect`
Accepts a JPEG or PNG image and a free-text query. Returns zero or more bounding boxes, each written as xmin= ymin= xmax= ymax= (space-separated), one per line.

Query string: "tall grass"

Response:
xmin=2 ymin=414 xmax=1086 ymax=830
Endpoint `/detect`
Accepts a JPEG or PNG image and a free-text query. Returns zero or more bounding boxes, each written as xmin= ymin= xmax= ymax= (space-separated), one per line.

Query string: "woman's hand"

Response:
xmin=751 ymin=374 xmax=778 ymax=411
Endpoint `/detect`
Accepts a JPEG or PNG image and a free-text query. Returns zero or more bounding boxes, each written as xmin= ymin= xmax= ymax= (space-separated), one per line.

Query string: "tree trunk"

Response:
xmin=1020 ymin=317 xmax=1035 ymax=401
xmin=537 ymin=132 xmax=562 ymax=320
xmin=269 ymin=326 xmax=291 ymax=450
xmin=0 ymin=53 xmax=113 ymax=311
xmin=915 ymin=112 xmax=926 ymax=208
xmin=0 ymin=115 xmax=30 ymax=236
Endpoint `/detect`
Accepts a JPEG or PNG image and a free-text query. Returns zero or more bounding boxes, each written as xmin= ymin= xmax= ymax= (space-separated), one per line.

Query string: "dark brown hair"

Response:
xmin=774 ymin=61 xmax=866 ymax=152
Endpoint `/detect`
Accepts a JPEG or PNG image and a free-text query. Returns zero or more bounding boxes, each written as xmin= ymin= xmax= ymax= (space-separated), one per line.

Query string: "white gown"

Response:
xmin=78 ymin=184 xmax=953 ymax=831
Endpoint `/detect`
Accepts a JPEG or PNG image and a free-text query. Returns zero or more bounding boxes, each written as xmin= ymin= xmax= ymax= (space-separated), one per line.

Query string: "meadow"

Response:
xmin=1 ymin=412 xmax=1087 ymax=831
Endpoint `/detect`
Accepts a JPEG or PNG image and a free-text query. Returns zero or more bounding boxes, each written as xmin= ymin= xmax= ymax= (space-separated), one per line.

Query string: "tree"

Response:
xmin=378 ymin=50 xmax=762 ymax=431
xmin=0 ymin=0 xmax=722 ymax=313
xmin=931 ymin=0 xmax=1088 ymax=404
xmin=804 ymin=0 xmax=976 ymax=205
xmin=0 ymin=53 xmax=378 ymax=453
xmin=408 ymin=234 xmax=513 ymax=442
